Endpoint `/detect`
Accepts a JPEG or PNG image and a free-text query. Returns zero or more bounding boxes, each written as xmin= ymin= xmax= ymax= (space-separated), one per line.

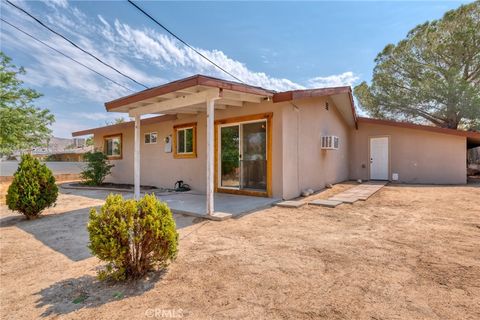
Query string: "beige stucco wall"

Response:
xmin=280 ymin=97 xmax=351 ymax=199
xmin=350 ymin=122 xmax=467 ymax=184
xmin=94 ymin=101 xmax=285 ymax=197
xmin=93 ymin=96 xmax=351 ymax=200
xmin=92 ymin=98 xmax=467 ymax=198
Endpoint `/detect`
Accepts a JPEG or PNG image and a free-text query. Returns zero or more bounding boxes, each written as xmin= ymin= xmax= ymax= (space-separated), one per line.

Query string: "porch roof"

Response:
xmin=105 ymin=74 xmax=275 ymax=116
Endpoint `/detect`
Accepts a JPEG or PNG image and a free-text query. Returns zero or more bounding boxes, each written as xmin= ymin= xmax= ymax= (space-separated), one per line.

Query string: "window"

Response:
xmin=144 ymin=132 xmax=157 ymax=144
xmin=173 ymin=123 xmax=197 ymax=158
xmin=104 ymin=134 xmax=122 ymax=159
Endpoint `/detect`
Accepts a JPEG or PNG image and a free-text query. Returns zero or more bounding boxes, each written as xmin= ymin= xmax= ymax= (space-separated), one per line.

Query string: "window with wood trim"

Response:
xmin=173 ymin=123 xmax=197 ymax=158
xmin=104 ymin=134 xmax=122 ymax=159
xmin=144 ymin=132 xmax=157 ymax=144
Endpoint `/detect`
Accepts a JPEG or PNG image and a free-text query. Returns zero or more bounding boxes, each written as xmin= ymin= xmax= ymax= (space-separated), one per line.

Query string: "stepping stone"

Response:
xmin=275 ymin=200 xmax=305 ymax=208
xmin=309 ymin=199 xmax=343 ymax=208
xmin=329 ymin=197 xmax=358 ymax=204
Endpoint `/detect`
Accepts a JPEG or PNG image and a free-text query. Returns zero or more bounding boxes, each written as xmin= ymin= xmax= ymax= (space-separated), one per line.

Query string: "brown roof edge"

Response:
xmin=358 ymin=117 xmax=480 ymax=139
xmin=348 ymin=90 xmax=358 ymax=129
xmin=105 ymin=74 xmax=275 ymax=111
xmin=271 ymin=86 xmax=352 ymax=103
xmin=72 ymin=114 xmax=177 ymax=137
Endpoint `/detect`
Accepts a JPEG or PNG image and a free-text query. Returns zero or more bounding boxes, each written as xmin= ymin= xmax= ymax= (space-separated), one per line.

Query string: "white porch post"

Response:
xmin=206 ymin=98 xmax=215 ymax=215
xmin=134 ymin=115 xmax=141 ymax=200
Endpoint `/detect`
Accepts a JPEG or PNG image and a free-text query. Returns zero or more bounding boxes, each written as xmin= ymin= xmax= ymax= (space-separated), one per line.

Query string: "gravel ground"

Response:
xmin=0 ymin=183 xmax=479 ymax=319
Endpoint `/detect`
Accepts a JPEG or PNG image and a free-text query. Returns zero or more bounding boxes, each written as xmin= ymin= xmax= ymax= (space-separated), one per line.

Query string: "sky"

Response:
xmin=0 ymin=0 xmax=473 ymax=138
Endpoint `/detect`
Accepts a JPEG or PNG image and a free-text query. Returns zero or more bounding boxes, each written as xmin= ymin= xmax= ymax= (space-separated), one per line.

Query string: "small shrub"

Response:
xmin=81 ymin=151 xmax=114 ymax=186
xmin=6 ymin=154 xmax=58 ymax=219
xmin=88 ymin=194 xmax=178 ymax=281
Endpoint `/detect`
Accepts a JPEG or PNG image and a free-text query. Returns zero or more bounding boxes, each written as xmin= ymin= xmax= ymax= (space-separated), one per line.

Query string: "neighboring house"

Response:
xmin=72 ymin=75 xmax=480 ymax=213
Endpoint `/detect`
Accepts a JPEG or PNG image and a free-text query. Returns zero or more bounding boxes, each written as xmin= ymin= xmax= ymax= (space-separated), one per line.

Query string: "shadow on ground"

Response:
xmin=1 ymin=207 xmax=199 ymax=262
xmin=35 ymin=271 xmax=166 ymax=318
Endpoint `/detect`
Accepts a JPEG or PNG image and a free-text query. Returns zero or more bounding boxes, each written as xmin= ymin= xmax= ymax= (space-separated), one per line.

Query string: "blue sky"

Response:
xmin=0 ymin=0 xmax=472 ymax=137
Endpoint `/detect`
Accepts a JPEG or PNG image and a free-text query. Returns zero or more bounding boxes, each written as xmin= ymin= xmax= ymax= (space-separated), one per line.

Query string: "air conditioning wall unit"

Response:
xmin=321 ymin=136 xmax=339 ymax=150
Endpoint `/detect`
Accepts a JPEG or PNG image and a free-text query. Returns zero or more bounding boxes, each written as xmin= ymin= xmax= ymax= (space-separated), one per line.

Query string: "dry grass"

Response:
xmin=1 ymin=183 xmax=479 ymax=319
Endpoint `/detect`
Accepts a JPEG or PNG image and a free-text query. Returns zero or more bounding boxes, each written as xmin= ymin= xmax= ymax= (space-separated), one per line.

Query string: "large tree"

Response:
xmin=0 ymin=52 xmax=55 ymax=155
xmin=354 ymin=1 xmax=480 ymax=129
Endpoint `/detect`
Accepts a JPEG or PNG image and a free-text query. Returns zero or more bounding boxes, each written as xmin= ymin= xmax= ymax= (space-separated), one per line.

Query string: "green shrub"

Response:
xmin=81 ymin=151 xmax=114 ymax=186
xmin=87 ymin=194 xmax=178 ymax=281
xmin=6 ymin=154 xmax=58 ymax=219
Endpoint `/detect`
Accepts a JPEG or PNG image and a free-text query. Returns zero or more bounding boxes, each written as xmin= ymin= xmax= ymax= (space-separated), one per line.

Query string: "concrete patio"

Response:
xmin=60 ymin=184 xmax=280 ymax=220
xmin=155 ymin=191 xmax=280 ymax=219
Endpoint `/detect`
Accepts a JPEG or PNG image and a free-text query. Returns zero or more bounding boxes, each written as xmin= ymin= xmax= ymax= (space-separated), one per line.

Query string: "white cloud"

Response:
xmin=1 ymin=0 xmax=360 ymax=122
xmin=111 ymin=20 xmax=305 ymax=91
xmin=0 ymin=2 xmax=163 ymax=102
xmin=51 ymin=118 xmax=87 ymax=138
xmin=2 ymin=0 xmax=359 ymax=99
xmin=42 ymin=0 xmax=68 ymax=9
xmin=307 ymin=71 xmax=360 ymax=88
xmin=73 ymin=112 xmax=127 ymax=121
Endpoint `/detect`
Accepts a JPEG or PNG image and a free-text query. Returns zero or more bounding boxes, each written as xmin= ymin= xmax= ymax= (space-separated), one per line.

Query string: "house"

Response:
xmin=72 ymin=75 xmax=480 ymax=215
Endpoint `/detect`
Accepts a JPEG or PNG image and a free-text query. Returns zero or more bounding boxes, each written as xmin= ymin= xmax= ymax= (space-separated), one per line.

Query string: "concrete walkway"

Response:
xmin=276 ymin=181 xmax=388 ymax=209
xmin=328 ymin=181 xmax=387 ymax=204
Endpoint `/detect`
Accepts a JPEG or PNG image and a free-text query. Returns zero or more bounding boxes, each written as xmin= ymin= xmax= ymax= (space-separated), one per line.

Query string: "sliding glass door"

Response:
xmin=219 ymin=120 xmax=267 ymax=192
xmin=220 ymin=125 xmax=240 ymax=188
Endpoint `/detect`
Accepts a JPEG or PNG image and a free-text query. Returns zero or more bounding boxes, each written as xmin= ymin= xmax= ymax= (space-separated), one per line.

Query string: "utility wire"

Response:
xmin=127 ymin=0 xmax=245 ymax=84
xmin=5 ymin=0 xmax=149 ymax=89
xmin=0 ymin=18 xmax=135 ymax=92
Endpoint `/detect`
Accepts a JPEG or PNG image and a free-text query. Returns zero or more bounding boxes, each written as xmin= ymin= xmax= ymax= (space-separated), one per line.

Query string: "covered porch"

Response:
xmin=104 ymin=75 xmax=275 ymax=219
xmin=60 ymin=184 xmax=280 ymax=220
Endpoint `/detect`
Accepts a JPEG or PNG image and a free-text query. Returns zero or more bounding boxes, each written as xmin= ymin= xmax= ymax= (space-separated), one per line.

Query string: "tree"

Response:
xmin=85 ymin=136 xmax=94 ymax=147
xmin=81 ymin=151 xmax=114 ymax=186
xmin=105 ymin=117 xmax=125 ymax=126
xmin=6 ymin=154 xmax=58 ymax=219
xmin=354 ymin=2 xmax=480 ymax=129
xmin=0 ymin=52 xmax=55 ymax=155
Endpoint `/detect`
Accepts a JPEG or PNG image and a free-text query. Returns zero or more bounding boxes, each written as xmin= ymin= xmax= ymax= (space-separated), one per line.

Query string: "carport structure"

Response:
xmin=104 ymin=75 xmax=274 ymax=217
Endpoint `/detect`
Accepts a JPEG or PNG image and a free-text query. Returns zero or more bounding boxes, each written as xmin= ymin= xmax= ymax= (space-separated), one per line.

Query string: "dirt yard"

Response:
xmin=1 ymin=183 xmax=479 ymax=319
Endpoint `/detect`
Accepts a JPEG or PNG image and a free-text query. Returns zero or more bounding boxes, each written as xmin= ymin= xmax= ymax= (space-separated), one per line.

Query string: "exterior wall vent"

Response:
xmin=321 ymin=136 xmax=339 ymax=150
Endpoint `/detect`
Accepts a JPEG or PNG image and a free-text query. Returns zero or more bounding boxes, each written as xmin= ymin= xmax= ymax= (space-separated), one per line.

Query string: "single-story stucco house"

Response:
xmin=72 ymin=74 xmax=480 ymax=214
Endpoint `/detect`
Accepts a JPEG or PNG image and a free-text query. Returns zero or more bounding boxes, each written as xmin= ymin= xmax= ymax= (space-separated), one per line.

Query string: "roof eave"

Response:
xmin=72 ymin=114 xmax=177 ymax=137
xmin=104 ymin=74 xmax=275 ymax=112
xmin=358 ymin=117 xmax=480 ymax=139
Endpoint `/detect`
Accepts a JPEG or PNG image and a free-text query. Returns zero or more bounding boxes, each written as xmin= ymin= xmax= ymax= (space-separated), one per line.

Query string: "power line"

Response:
xmin=5 ymin=0 xmax=149 ymax=89
xmin=0 ymin=18 xmax=135 ymax=92
xmin=127 ymin=0 xmax=245 ymax=84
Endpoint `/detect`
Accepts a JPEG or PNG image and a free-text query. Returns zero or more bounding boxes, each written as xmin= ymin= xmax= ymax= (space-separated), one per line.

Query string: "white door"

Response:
xmin=370 ymin=137 xmax=389 ymax=180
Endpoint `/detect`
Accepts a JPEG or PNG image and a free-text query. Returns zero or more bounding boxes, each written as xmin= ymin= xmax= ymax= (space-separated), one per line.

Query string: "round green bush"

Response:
xmin=6 ymin=154 xmax=58 ymax=219
xmin=87 ymin=193 xmax=178 ymax=281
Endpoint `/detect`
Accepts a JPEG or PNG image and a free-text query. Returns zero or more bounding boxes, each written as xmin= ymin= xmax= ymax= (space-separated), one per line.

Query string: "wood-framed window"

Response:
xmin=173 ymin=122 xmax=197 ymax=158
xmin=144 ymin=132 xmax=157 ymax=144
xmin=104 ymin=134 xmax=122 ymax=159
